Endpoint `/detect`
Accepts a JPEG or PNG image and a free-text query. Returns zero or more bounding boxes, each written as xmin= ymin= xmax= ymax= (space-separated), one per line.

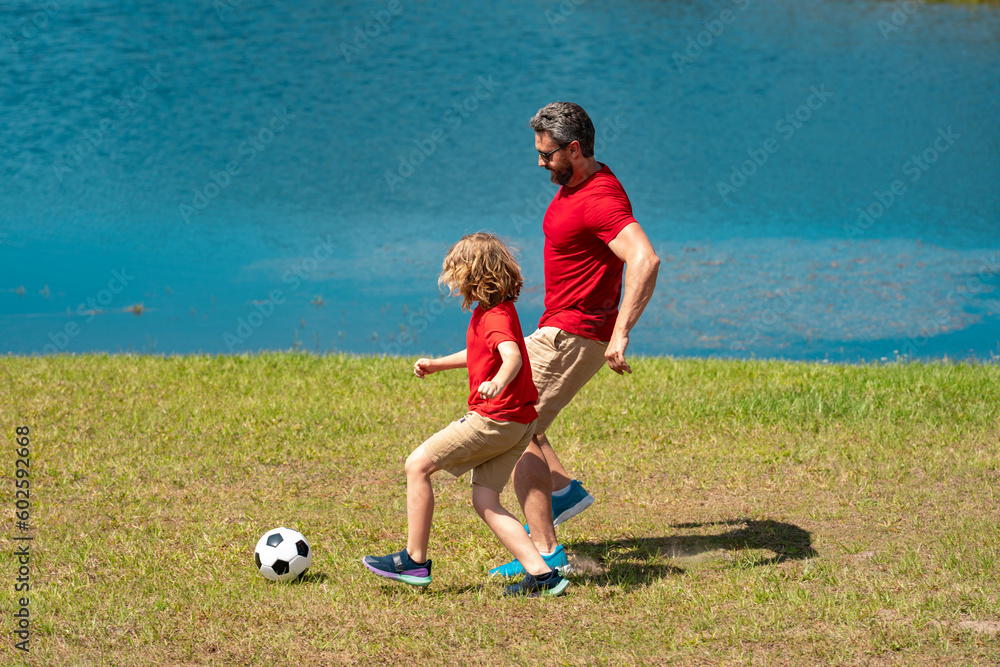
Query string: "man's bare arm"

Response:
xmin=605 ymin=222 xmax=660 ymax=374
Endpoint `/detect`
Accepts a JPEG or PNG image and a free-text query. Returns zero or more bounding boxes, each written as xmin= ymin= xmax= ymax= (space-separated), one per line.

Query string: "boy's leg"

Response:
xmin=513 ymin=437 xmax=558 ymax=554
xmin=471 ymin=483 xmax=552 ymax=577
xmin=405 ymin=445 xmax=441 ymax=563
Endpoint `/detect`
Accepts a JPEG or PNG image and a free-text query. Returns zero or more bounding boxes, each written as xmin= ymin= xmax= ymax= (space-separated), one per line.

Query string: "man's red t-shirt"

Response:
xmin=466 ymin=300 xmax=538 ymax=424
xmin=539 ymin=164 xmax=636 ymax=342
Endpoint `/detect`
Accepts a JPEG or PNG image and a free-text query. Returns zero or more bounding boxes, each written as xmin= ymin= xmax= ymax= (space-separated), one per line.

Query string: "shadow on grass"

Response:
xmin=371 ymin=583 xmax=493 ymax=597
xmin=570 ymin=518 xmax=817 ymax=588
xmin=292 ymin=570 xmax=330 ymax=585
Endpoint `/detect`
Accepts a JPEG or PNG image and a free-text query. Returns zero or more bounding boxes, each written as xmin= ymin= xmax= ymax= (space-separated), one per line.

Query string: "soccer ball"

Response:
xmin=254 ymin=527 xmax=312 ymax=582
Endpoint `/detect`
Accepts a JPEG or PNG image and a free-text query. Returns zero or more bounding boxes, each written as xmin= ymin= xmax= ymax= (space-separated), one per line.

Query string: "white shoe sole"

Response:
xmin=553 ymin=493 xmax=594 ymax=526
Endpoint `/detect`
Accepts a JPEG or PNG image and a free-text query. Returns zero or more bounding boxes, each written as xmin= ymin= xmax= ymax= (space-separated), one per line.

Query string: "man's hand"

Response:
xmin=414 ymin=358 xmax=435 ymax=378
xmin=477 ymin=380 xmax=500 ymax=399
xmin=605 ymin=331 xmax=632 ymax=375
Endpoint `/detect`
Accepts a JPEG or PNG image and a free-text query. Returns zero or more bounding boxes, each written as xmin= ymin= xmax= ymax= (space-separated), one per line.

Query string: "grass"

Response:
xmin=1 ymin=354 xmax=999 ymax=665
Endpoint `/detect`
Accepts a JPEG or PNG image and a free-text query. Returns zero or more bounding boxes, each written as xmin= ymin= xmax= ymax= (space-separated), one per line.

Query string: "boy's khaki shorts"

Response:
xmin=525 ymin=326 xmax=608 ymax=434
xmin=421 ymin=412 xmax=537 ymax=493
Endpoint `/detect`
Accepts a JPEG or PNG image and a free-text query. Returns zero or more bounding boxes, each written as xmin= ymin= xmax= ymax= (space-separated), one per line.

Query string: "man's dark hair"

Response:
xmin=529 ymin=102 xmax=595 ymax=158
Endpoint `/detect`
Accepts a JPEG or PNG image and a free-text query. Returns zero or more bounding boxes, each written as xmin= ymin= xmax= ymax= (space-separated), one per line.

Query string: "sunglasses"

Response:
xmin=538 ymin=142 xmax=571 ymax=162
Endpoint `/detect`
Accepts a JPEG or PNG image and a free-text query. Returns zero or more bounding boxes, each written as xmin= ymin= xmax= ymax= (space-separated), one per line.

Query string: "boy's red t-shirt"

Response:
xmin=466 ymin=300 xmax=538 ymax=424
xmin=539 ymin=164 xmax=636 ymax=342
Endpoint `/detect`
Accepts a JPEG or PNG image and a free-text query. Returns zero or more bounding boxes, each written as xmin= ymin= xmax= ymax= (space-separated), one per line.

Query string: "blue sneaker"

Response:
xmin=488 ymin=544 xmax=569 ymax=578
xmin=502 ymin=569 xmax=570 ymax=597
xmin=552 ymin=479 xmax=594 ymax=526
xmin=362 ymin=549 xmax=432 ymax=587
xmin=520 ymin=480 xmax=597 ymax=534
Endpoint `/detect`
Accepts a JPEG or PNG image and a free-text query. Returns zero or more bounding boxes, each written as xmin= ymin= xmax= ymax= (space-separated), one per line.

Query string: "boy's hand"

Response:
xmin=477 ymin=380 xmax=500 ymax=399
xmin=414 ymin=358 xmax=435 ymax=379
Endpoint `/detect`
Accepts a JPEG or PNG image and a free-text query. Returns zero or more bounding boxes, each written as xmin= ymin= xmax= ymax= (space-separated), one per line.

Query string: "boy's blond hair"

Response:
xmin=439 ymin=233 xmax=524 ymax=312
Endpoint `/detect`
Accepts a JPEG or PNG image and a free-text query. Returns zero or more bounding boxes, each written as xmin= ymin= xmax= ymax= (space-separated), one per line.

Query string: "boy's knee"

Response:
xmin=471 ymin=485 xmax=499 ymax=516
xmin=471 ymin=495 xmax=488 ymax=519
xmin=405 ymin=448 xmax=432 ymax=478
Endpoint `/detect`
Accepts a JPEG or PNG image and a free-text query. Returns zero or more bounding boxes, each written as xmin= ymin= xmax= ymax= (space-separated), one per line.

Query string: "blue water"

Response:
xmin=2 ymin=0 xmax=998 ymax=361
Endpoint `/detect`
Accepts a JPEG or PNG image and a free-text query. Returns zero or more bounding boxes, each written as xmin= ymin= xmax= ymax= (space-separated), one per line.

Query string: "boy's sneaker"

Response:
xmin=488 ymin=544 xmax=569 ymax=578
xmin=361 ymin=549 xmax=432 ymax=587
xmin=552 ymin=479 xmax=594 ymax=526
xmin=502 ymin=569 xmax=570 ymax=597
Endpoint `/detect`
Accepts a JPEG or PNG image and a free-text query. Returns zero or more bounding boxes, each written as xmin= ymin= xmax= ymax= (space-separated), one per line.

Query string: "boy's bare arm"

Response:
xmin=477 ymin=341 xmax=521 ymax=399
xmin=414 ymin=349 xmax=467 ymax=378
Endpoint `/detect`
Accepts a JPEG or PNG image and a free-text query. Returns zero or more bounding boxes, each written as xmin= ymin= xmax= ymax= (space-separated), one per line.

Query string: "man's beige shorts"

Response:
xmin=525 ymin=326 xmax=608 ymax=434
xmin=421 ymin=412 xmax=537 ymax=493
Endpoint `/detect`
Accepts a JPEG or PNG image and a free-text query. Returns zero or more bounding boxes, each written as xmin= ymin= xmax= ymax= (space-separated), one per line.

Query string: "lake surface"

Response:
xmin=2 ymin=0 xmax=998 ymax=361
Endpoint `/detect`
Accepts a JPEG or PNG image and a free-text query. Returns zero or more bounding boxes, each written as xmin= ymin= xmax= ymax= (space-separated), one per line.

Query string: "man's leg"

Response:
xmin=535 ymin=432 xmax=572 ymax=492
xmin=486 ymin=328 xmax=604 ymax=576
xmin=537 ymin=431 xmax=596 ymax=525
xmin=514 ymin=431 xmax=595 ymax=553
xmin=522 ymin=328 xmax=607 ymax=504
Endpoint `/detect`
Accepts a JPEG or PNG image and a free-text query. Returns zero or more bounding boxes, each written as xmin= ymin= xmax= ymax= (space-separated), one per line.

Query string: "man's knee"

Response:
xmin=515 ymin=447 xmax=547 ymax=481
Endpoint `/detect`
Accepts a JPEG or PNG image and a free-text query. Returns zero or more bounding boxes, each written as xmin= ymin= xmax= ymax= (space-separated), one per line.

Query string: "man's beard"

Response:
xmin=549 ymin=163 xmax=574 ymax=186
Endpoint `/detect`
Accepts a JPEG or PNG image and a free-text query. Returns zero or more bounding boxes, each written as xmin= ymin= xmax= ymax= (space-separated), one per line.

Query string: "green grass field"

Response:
xmin=2 ymin=354 xmax=999 ymax=665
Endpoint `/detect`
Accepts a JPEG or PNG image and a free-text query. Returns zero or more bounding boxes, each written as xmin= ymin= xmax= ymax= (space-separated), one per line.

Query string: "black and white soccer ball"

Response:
xmin=254 ymin=527 xmax=312 ymax=582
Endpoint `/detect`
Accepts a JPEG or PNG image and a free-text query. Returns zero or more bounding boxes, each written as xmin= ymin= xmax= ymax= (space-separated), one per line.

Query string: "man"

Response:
xmin=489 ymin=102 xmax=660 ymax=577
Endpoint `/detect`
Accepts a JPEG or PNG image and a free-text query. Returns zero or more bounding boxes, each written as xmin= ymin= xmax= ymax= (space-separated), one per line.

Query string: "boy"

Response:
xmin=362 ymin=233 xmax=569 ymax=597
